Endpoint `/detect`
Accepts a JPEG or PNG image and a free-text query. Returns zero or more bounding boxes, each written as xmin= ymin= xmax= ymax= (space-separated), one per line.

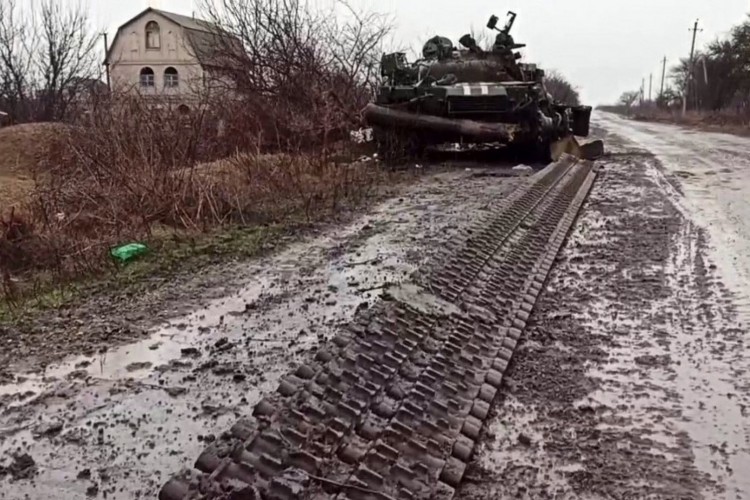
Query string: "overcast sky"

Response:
xmin=92 ymin=0 xmax=750 ymax=105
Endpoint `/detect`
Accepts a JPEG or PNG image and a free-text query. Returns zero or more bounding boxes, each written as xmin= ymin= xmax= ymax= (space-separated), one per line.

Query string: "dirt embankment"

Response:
xmin=0 ymin=123 xmax=70 ymax=209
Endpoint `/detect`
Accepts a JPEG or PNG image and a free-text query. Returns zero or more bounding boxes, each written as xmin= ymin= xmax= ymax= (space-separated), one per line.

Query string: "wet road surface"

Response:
xmin=597 ymin=112 xmax=750 ymax=311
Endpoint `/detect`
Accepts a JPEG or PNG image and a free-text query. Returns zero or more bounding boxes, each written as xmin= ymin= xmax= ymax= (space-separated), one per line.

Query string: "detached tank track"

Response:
xmin=160 ymin=156 xmax=598 ymax=500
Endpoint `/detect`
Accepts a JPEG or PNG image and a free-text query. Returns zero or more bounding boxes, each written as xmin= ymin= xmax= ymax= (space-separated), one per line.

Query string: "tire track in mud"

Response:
xmin=159 ymin=157 xmax=598 ymax=500
xmin=457 ymin=133 xmax=750 ymax=500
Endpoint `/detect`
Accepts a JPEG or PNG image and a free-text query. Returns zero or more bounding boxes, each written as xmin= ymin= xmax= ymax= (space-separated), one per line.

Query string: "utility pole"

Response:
xmin=649 ymin=73 xmax=653 ymax=103
xmin=641 ymin=77 xmax=645 ymax=105
xmin=683 ymin=19 xmax=701 ymax=116
xmin=103 ymin=33 xmax=111 ymax=92
xmin=659 ymin=56 xmax=667 ymax=99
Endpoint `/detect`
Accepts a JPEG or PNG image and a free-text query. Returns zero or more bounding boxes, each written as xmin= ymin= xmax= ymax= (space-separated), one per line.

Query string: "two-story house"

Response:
xmin=105 ymin=8 xmax=231 ymax=110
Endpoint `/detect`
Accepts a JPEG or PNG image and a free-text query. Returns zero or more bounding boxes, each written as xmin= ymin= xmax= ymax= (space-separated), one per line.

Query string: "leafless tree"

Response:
xmin=37 ymin=0 xmax=101 ymax=121
xmin=196 ymin=0 xmax=392 ymax=150
xmin=0 ymin=0 xmax=39 ymax=121
xmin=324 ymin=1 xmax=393 ymax=113
xmin=0 ymin=0 xmax=101 ymax=123
xmin=619 ymin=90 xmax=641 ymax=114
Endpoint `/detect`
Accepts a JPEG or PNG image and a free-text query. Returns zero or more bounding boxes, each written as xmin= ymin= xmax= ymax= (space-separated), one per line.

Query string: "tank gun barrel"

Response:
xmin=364 ymin=103 xmax=518 ymax=143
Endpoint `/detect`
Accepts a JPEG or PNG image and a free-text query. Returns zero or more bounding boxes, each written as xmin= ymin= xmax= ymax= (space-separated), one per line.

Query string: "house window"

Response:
xmin=164 ymin=67 xmax=179 ymax=88
xmin=145 ymin=21 xmax=161 ymax=49
xmin=140 ymin=67 xmax=155 ymax=88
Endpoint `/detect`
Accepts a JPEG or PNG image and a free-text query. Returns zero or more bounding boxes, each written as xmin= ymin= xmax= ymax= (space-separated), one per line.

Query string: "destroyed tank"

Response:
xmin=364 ymin=12 xmax=602 ymax=162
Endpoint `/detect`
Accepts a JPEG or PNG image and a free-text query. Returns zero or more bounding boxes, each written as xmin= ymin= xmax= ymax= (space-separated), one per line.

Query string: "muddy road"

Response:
xmin=0 ymin=167 xmax=523 ymax=499
xmin=599 ymin=112 xmax=750 ymax=308
xmin=460 ymin=114 xmax=750 ymax=500
xmin=2 ymin=113 xmax=750 ymax=500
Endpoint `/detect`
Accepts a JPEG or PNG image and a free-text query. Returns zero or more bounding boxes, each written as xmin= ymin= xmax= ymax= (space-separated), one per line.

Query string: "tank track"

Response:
xmin=160 ymin=156 xmax=598 ymax=500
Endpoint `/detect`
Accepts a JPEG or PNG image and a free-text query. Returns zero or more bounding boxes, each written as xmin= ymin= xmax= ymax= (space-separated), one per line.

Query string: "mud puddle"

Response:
xmin=0 ymin=169 xmax=519 ymax=499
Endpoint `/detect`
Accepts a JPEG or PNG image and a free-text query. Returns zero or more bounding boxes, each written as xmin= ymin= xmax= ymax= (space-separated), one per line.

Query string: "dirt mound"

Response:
xmin=0 ymin=122 xmax=70 ymax=176
xmin=0 ymin=122 xmax=71 ymax=209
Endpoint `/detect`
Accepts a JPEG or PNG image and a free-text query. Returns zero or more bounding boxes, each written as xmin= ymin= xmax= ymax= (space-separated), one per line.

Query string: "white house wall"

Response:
xmin=108 ymin=13 xmax=205 ymax=99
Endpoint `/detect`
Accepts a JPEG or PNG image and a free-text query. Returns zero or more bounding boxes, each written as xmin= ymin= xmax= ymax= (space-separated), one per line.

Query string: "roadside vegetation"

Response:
xmin=544 ymin=70 xmax=581 ymax=106
xmin=0 ymin=0 xmax=393 ymax=312
xmin=599 ymin=12 xmax=750 ymax=131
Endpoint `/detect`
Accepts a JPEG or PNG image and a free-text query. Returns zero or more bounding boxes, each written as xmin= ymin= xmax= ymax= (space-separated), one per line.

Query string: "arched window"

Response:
xmin=164 ymin=67 xmax=179 ymax=88
xmin=145 ymin=21 xmax=161 ymax=49
xmin=139 ymin=67 xmax=155 ymax=88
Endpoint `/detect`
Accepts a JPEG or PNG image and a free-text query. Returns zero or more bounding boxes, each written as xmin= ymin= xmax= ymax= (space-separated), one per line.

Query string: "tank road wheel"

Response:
xmin=505 ymin=138 xmax=551 ymax=165
xmin=374 ymin=127 xmax=425 ymax=166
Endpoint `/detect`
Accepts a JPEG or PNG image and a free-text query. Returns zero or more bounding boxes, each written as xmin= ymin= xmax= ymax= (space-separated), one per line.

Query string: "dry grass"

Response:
xmin=664 ymin=110 xmax=750 ymax=136
xmin=0 ymin=122 xmax=70 ymax=174
xmin=0 ymin=174 xmax=34 ymax=210
xmin=0 ymin=122 xmax=71 ymax=208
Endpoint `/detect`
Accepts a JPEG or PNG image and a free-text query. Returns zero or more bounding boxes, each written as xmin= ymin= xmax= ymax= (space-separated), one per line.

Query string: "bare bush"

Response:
xmin=38 ymin=98 xmax=381 ymax=232
xmin=620 ymin=91 xmax=641 ymax=112
xmin=544 ymin=70 xmax=581 ymax=106
xmin=1 ymin=95 xmax=385 ymax=303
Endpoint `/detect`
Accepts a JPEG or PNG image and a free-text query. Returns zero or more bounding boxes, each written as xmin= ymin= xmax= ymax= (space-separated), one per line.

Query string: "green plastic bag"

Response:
xmin=111 ymin=243 xmax=148 ymax=263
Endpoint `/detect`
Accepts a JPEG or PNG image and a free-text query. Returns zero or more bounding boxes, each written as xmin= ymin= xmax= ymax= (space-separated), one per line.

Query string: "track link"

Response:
xmin=160 ymin=156 xmax=598 ymax=500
